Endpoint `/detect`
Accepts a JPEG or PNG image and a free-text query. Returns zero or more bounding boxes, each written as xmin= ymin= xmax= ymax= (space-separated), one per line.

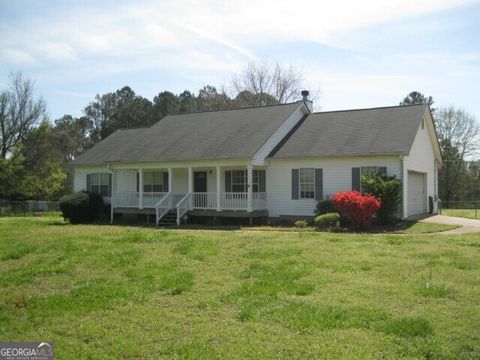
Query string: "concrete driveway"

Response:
xmin=407 ymin=214 xmax=480 ymax=234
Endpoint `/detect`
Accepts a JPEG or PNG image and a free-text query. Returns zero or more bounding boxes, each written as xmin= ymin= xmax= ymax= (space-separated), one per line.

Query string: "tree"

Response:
xmin=435 ymin=107 xmax=480 ymax=202
xmin=20 ymin=120 xmax=68 ymax=200
xmin=54 ymin=115 xmax=94 ymax=161
xmin=0 ymin=72 xmax=47 ymax=159
xmin=178 ymin=90 xmax=198 ymax=113
xmin=400 ymin=91 xmax=435 ymax=112
xmin=435 ymin=107 xmax=479 ymax=159
xmin=84 ymin=86 xmax=154 ymax=142
xmin=233 ymin=90 xmax=279 ymax=108
xmin=153 ymin=91 xmax=180 ymax=119
xmin=231 ymin=61 xmax=306 ymax=104
xmin=196 ymin=86 xmax=232 ymax=111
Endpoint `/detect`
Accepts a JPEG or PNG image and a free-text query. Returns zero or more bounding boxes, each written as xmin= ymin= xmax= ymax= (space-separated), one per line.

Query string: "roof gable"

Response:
xmin=271 ymin=104 xmax=429 ymax=159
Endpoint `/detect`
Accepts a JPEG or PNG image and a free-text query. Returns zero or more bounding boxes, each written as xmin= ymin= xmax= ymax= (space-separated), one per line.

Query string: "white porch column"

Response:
xmin=110 ymin=169 xmax=116 ymax=224
xmin=188 ymin=167 xmax=193 ymax=208
xmin=188 ymin=167 xmax=193 ymax=193
xmin=216 ymin=166 xmax=221 ymax=211
xmin=247 ymin=165 xmax=253 ymax=212
xmin=168 ymin=167 xmax=172 ymax=193
xmin=139 ymin=168 xmax=144 ymax=209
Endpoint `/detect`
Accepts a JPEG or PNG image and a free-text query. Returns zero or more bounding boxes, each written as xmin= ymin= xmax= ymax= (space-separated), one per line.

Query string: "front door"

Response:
xmin=193 ymin=172 xmax=207 ymax=208
xmin=194 ymin=172 xmax=207 ymax=192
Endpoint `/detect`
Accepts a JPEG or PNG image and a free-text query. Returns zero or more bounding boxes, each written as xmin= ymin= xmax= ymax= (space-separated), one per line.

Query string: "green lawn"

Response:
xmin=0 ymin=216 xmax=479 ymax=359
xmin=441 ymin=208 xmax=479 ymax=220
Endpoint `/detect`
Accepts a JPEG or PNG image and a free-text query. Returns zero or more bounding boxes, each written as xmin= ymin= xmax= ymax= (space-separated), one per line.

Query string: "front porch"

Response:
xmin=110 ymin=165 xmax=267 ymax=225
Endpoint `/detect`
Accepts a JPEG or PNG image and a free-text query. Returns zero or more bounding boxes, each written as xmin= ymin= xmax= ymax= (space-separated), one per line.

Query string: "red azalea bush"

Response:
xmin=331 ymin=191 xmax=381 ymax=228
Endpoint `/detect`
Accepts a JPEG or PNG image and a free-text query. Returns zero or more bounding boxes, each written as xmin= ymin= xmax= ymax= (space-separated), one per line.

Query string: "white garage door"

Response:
xmin=408 ymin=172 xmax=426 ymax=216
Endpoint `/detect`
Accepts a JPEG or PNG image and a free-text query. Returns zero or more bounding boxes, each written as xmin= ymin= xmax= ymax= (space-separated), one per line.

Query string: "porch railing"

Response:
xmin=221 ymin=192 xmax=248 ymax=210
xmin=115 ymin=191 xmax=168 ymax=208
xmin=115 ymin=191 xmax=139 ymax=208
xmin=192 ymin=192 xmax=217 ymax=209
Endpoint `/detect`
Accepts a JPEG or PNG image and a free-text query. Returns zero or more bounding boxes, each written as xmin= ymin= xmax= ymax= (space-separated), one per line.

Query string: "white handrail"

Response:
xmin=176 ymin=193 xmax=192 ymax=225
xmin=115 ymin=191 xmax=168 ymax=208
xmin=155 ymin=192 xmax=173 ymax=225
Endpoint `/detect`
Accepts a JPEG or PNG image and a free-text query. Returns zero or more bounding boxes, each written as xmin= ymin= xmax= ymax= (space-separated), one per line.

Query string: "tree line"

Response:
xmin=0 ymin=62 xmax=305 ymax=200
xmin=400 ymin=91 xmax=480 ymax=202
xmin=0 ymin=66 xmax=478 ymax=203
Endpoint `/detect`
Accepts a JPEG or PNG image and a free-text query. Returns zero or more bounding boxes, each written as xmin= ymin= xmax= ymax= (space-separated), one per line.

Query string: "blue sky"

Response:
xmin=1 ymin=0 xmax=479 ymax=121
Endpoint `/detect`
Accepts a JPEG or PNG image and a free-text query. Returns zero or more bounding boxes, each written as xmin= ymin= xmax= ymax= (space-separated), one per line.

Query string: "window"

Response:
xmin=88 ymin=173 xmax=110 ymax=196
xmin=299 ymin=168 xmax=315 ymax=199
xmin=227 ymin=170 xmax=265 ymax=193
xmin=144 ymin=171 xmax=164 ymax=193
xmin=231 ymin=170 xmax=246 ymax=192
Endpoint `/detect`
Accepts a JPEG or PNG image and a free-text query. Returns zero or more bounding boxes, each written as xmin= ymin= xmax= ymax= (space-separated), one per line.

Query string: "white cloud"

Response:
xmin=0 ymin=0 xmax=476 ymax=72
xmin=0 ymin=48 xmax=37 ymax=66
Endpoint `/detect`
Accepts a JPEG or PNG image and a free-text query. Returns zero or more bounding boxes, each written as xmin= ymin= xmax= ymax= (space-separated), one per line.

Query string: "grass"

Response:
xmin=441 ymin=208 xmax=479 ymax=220
xmin=0 ymin=216 xmax=479 ymax=359
xmin=246 ymin=220 xmax=459 ymax=234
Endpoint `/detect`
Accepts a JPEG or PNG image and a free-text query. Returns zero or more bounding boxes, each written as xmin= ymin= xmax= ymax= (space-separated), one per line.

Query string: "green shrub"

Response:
xmin=362 ymin=172 xmax=401 ymax=225
xmin=315 ymin=199 xmax=336 ymax=216
xmin=314 ymin=213 xmax=340 ymax=230
xmin=294 ymin=220 xmax=308 ymax=229
xmin=59 ymin=191 xmax=104 ymax=224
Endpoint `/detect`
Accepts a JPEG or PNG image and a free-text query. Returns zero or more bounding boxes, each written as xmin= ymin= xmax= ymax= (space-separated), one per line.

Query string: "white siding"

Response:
xmin=116 ymin=169 xmax=137 ymax=193
xmin=252 ymin=104 xmax=307 ymax=166
xmin=266 ymin=156 xmax=402 ymax=217
xmin=172 ymin=168 xmax=188 ymax=194
xmin=403 ymin=113 xmax=438 ymax=216
xmin=73 ymin=167 xmax=110 ymax=192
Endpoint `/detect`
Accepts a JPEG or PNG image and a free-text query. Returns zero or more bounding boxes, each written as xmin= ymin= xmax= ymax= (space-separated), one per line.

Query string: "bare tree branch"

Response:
xmin=231 ymin=60 xmax=308 ymax=105
xmin=0 ymin=72 xmax=46 ymax=159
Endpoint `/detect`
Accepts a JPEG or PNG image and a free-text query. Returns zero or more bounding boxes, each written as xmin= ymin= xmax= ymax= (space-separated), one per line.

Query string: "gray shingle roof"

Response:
xmin=271 ymin=104 xmax=428 ymax=159
xmin=72 ymin=102 xmax=302 ymax=165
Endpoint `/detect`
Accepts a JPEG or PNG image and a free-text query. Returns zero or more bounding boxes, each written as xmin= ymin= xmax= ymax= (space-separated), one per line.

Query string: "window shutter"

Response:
xmin=292 ymin=169 xmax=299 ymax=199
xmin=225 ymin=171 xmax=232 ymax=192
xmin=352 ymin=168 xmax=361 ymax=191
xmin=108 ymin=174 xmax=112 ymax=197
xmin=136 ymin=172 xmax=139 ymax=192
xmin=379 ymin=167 xmax=387 ymax=175
xmin=259 ymin=170 xmax=266 ymax=192
xmin=314 ymin=168 xmax=323 ymax=200
xmin=163 ymin=172 xmax=169 ymax=192
xmin=86 ymin=174 xmax=91 ymax=192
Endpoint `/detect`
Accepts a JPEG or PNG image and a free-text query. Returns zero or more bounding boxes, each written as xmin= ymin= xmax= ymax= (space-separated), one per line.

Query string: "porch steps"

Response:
xmin=157 ymin=209 xmax=177 ymax=227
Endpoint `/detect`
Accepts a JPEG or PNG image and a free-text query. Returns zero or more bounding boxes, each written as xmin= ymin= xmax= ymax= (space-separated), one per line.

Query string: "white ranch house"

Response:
xmin=72 ymin=92 xmax=442 ymax=225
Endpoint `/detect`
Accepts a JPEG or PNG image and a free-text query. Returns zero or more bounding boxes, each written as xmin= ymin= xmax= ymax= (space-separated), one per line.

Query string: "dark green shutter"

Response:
xmin=225 ymin=171 xmax=232 ymax=192
xmin=315 ymin=169 xmax=323 ymax=200
xmin=163 ymin=172 xmax=169 ymax=192
xmin=292 ymin=169 xmax=299 ymax=199
xmin=108 ymin=173 xmax=112 ymax=197
xmin=352 ymin=168 xmax=361 ymax=191
xmin=379 ymin=167 xmax=387 ymax=175
xmin=86 ymin=174 xmax=91 ymax=192
xmin=136 ymin=172 xmax=139 ymax=192
xmin=259 ymin=170 xmax=266 ymax=192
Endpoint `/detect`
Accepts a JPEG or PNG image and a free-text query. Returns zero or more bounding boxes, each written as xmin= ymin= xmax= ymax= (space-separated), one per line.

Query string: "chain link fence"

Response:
xmin=0 ymin=199 xmax=60 ymax=216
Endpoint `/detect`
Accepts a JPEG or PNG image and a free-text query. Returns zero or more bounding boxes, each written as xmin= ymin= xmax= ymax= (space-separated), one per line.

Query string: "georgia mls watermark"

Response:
xmin=0 ymin=342 xmax=54 ymax=360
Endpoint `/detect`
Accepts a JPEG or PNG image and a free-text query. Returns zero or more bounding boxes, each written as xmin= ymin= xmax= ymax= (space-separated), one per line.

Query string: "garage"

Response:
xmin=408 ymin=171 xmax=426 ymax=216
